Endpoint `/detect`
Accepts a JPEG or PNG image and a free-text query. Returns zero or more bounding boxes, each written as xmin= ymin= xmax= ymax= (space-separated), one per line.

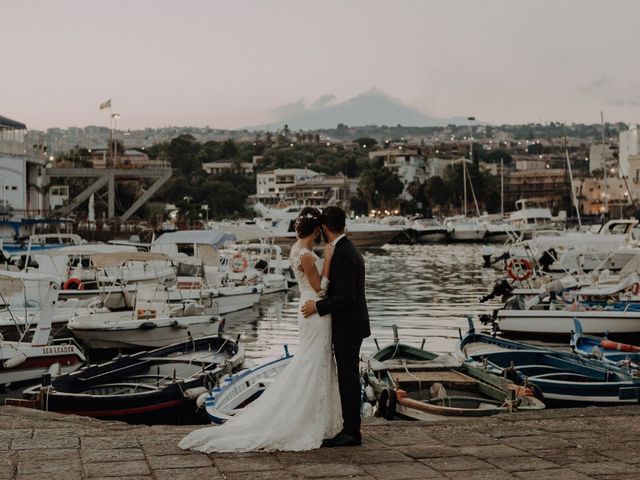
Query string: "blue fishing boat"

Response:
xmin=571 ymin=318 xmax=640 ymax=369
xmin=205 ymin=346 xmax=293 ymax=424
xmin=459 ymin=318 xmax=640 ymax=407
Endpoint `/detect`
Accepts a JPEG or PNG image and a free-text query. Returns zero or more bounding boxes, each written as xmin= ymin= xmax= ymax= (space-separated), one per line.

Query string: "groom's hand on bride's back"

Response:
xmin=301 ymin=300 xmax=317 ymax=317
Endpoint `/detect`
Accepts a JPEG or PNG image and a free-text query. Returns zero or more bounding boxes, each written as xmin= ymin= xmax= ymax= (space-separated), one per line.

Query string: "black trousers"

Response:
xmin=333 ymin=337 xmax=362 ymax=437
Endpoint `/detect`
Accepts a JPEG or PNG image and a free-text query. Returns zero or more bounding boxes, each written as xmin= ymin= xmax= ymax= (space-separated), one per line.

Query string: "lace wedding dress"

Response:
xmin=179 ymin=243 xmax=342 ymax=452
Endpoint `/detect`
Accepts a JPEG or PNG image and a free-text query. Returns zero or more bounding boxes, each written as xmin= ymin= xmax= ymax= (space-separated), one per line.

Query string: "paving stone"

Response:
xmin=362 ymin=461 xmax=443 ymax=479
xmin=485 ymin=456 xmax=559 ymax=472
xmin=597 ymin=449 xmax=640 ymax=463
xmin=460 ymin=444 xmax=529 ymax=458
xmin=148 ymin=453 xmax=212 ymax=469
xmin=17 ymin=447 xmax=79 ymax=461
xmin=0 ymin=429 xmax=32 ymax=440
xmin=276 ymin=449 xmax=349 ymax=465
xmin=81 ymin=436 xmax=140 ymax=450
xmin=82 ymin=448 xmax=146 ymax=463
xmin=496 ymin=434 xmax=573 ymax=451
xmin=214 ymin=454 xmax=283 ymax=472
xmin=84 ymin=460 xmax=151 ymax=477
xmin=18 ymin=457 xmax=81 ymax=473
xmin=344 ymin=449 xmax=413 ymax=464
xmin=288 ymin=462 xmax=366 ymax=478
xmin=570 ymin=461 xmax=637 ymax=475
xmin=11 ymin=435 xmax=79 ymax=450
xmin=397 ymin=445 xmax=460 ymax=459
xmin=15 ymin=473 xmax=83 ymax=480
xmin=444 ymin=471 xmax=517 ymax=480
xmin=425 ymin=455 xmax=494 ymax=472
xmin=140 ymin=438 xmax=189 ymax=456
xmin=224 ymin=471 xmax=301 ymax=480
xmin=514 ymin=469 xmax=592 ymax=480
xmin=370 ymin=428 xmax=439 ymax=446
xmin=154 ymin=467 xmax=224 ymax=480
xmin=430 ymin=431 xmax=500 ymax=447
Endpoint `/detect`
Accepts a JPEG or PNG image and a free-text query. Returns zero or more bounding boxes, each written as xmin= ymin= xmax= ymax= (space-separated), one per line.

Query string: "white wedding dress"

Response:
xmin=179 ymin=243 xmax=342 ymax=452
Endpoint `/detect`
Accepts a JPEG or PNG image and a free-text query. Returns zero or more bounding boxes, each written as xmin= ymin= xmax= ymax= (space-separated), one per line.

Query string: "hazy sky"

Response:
xmin=4 ymin=0 xmax=640 ymax=130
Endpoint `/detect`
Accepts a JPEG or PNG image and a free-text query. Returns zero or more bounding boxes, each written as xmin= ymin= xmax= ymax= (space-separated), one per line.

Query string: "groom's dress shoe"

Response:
xmin=322 ymin=432 xmax=362 ymax=448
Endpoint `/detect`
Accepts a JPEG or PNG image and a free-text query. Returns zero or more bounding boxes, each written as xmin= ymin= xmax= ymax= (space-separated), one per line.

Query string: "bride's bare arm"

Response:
xmin=300 ymin=252 xmax=323 ymax=293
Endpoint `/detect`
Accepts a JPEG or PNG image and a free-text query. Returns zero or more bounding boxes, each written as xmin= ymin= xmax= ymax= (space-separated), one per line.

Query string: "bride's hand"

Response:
xmin=323 ymin=243 xmax=335 ymax=261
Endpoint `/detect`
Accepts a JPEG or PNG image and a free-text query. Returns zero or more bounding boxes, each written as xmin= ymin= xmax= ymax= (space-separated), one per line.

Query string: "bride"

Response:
xmin=179 ymin=207 xmax=342 ymax=452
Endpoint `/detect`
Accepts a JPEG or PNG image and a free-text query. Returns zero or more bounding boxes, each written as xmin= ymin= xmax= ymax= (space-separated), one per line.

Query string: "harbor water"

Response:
xmin=223 ymin=243 xmax=502 ymax=362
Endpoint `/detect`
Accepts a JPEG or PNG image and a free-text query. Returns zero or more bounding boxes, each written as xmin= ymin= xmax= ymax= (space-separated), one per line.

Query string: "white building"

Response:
xmin=202 ymin=160 xmax=254 ymax=175
xmin=588 ymin=144 xmax=615 ymax=173
xmin=369 ymin=149 xmax=428 ymax=200
xmin=619 ymin=126 xmax=640 ymax=178
xmin=254 ymin=168 xmax=319 ymax=205
xmin=0 ymin=115 xmax=46 ymax=221
xmin=425 ymin=157 xmax=449 ymax=178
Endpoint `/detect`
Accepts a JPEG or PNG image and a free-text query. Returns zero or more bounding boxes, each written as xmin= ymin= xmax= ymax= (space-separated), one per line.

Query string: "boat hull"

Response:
xmin=497 ymin=310 xmax=640 ymax=336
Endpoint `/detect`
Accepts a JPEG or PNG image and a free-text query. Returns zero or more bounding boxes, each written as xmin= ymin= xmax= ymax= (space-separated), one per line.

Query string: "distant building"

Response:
xmin=588 ymin=144 xmax=615 ymax=173
xmin=515 ymin=158 xmax=547 ymax=171
xmin=253 ymin=168 xmax=319 ymax=205
xmin=619 ymin=126 xmax=640 ymax=177
xmin=91 ymin=148 xmax=168 ymax=169
xmin=369 ymin=148 xmax=428 ymax=200
xmin=504 ymin=168 xmax=571 ymax=214
xmin=0 ymin=115 xmax=46 ymax=221
xmin=202 ymin=160 xmax=254 ymax=175
xmin=283 ymin=174 xmax=358 ymax=210
xmin=425 ymin=157 xmax=449 ymax=177
xmin=575 ymin=177 xmax=630 ymax=216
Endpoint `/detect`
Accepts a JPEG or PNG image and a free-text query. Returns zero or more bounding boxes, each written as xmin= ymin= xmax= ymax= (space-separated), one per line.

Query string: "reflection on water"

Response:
xmin=223 ymin=244 xmax=502 ymax=362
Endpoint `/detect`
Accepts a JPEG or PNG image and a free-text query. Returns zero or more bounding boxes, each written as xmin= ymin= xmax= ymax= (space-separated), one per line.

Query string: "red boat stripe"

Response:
xmin=0 ymin=355 xmax=81 ymax=371
xmin=57 ymin=399 xmax=183 ymax=417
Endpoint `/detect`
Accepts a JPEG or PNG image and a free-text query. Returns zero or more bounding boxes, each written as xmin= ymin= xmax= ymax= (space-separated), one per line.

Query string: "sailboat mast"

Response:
xmin=565 ymin=136 xmax=582 ymax=228
xmin=463 ymin=158 xmax=467 ymax=216
xmin=500 ymin=157 xmax=504 ymax=217
xmin=601 ymin=111 xmax=608 ymax=218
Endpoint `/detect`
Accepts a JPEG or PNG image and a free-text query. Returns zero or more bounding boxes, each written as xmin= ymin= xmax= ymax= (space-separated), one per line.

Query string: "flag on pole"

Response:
xmin=99 ymin=99 xmax=111 ymax=110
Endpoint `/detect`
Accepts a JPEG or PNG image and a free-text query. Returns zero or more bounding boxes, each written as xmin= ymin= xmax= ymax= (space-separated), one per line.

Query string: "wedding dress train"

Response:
xmin=179 ymin=244 xmax=342 ymax=452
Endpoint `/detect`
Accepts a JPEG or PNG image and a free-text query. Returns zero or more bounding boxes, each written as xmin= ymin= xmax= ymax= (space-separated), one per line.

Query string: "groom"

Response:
xmin=301 ymin=206 xmax=370 ymax=447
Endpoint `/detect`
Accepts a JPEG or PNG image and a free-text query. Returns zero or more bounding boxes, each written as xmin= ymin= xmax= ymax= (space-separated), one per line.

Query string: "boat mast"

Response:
xmin=462 ymin=157 xmax=467 ymax=216
xmin=565 ymin=136 xmax=582 ymax=229
xmin=601 ymin=111 xmax=608 ymax=218
xmin=465 ymin=116 xmax=475 ymax=216
xmin=500 ymin=157 xmax=504 ymax=217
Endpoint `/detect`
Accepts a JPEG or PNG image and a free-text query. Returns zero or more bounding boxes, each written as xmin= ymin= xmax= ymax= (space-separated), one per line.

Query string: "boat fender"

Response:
xmin=171 ymin=320 xmax=189 ymax=329
xmin=376 ymin=388 xmax=389 ymax=418
xmin=385 ymin=389 xmax=398 ymax=421
xmin=196 ymin=392 xmax=209 ymax=409
xmin=46 ymin=362 xmax=61 ymax=377
xmin=365 ymin=385 xmax=376 ymax=402
xmin=183 ymin=386 xmax=208 ymax=401
xmin=3 ymin=353 xmax=27 ymax=369
xmin=601 ymin=339 xmax=640 ymax=353
xmin=139 ymin=321 xmax=157 ymax=330
xmin=360 ymin=402 xmax=374 ymax=418
xmin=632 ymin=283 xmax=640 ymax=296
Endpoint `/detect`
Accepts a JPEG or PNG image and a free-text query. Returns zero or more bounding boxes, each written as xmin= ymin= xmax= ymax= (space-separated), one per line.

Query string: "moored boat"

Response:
xmin=22 ymin=335 xmax=244 ymax=424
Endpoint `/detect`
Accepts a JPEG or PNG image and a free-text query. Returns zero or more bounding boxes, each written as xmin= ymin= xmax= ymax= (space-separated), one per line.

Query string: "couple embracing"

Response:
xmin=179 ymin=206 xmax=371 ymax=452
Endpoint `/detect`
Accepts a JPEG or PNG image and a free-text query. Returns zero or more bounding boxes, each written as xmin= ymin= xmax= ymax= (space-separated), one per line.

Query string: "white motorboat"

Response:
xmin=205 ymin=349 xmax=293 ymax=424
xmin=410 ymin=218 xmax=447 ymax=243
xmin=507 ymin=198 xmax=565 ymax=239
xmin=444 ymin=216 xmax=487 ymax=242
xmin=0 ymin=271 xmax=85 ymax=387
xmin=68 ymin=284 xmax=223 ymax=349
xmin=495 ymin=273 xmax=640 ymax=336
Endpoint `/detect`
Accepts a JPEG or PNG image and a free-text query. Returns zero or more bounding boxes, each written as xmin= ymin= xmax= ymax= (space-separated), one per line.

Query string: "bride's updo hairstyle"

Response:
xmin=294 ymin=207 xmax=321 ymax=238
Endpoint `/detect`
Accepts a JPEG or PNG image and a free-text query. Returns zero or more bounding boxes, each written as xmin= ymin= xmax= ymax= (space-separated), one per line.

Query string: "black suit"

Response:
xmin=316 ymin=236 xmax=370 ymax=437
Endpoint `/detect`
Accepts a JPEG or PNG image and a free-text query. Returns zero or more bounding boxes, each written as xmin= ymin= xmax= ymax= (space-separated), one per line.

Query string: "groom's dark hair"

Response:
xmin=321 ymin=206 xmax=346 ymax=234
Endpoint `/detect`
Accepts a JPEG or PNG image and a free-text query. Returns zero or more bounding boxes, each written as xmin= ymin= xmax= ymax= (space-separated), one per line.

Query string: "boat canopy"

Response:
xmin=153 ymin=230 xmax=237 ymax=248
xmin=578 ymin=273 xmax=640 ymax=296
xmin=44 ymin=245 xmax=137 ymax=257
xmin=91 ymin=252 xmax=171 ymax=268
xmin=0 ymin=270 xmax=57 ymax=282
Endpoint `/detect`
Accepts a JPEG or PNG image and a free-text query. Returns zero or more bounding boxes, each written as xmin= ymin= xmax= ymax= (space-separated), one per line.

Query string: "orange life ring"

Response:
xmin=506 ymin=258 xmax=533 ymax=281
xmin=63 ymin=278 xmax=85 ymax=291
xmin=230 ymin=253 xmax=249 ymax=273
xmin=632 ymin=283 xmax=640 ymax=296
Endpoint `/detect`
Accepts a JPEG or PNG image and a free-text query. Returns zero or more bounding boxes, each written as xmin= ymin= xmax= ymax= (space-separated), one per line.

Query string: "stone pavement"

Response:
xmin=1 ymin=405 xmax=640 ymax=480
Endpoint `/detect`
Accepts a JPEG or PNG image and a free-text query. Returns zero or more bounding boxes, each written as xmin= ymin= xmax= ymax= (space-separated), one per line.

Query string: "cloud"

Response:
xmin=607 ymin=95 xmax=640 ymax=107
xmin=576 ymin=75 xmax=611 ymax=93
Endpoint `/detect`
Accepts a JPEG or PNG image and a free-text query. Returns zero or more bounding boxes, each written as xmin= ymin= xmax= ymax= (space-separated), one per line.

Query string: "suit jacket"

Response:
xmin=316 ymin=236 xmax=371 ymax=342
